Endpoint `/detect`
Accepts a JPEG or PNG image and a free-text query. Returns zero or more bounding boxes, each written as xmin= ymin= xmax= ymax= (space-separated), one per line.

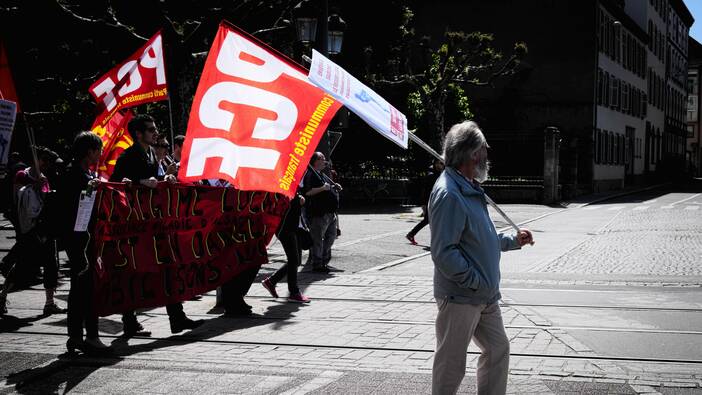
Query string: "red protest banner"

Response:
xmin=91 ymin=182 xmax=288 ymax=317
xmin=178 ymin=21 xmax=342 ymax=198
xmin=89 ymin=31 xmax=168 ymax=125
xmin=91 ymin=109 xmax=134 ymax=180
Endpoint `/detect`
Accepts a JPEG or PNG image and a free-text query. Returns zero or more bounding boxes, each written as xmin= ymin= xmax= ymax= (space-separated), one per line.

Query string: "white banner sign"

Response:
xmin=0 ymin=99 xmax=17 ymax=169
xmin=308 ymin=49 xmax=409 ymax=149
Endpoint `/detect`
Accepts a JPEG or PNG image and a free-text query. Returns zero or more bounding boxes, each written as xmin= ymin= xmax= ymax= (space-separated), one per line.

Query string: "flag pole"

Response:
xmin=408 ymin=130 xmax=522 ymax=234
xmin=21 ymin=113 xmax=40 ymax=175
xmin=167 ymin=96 xmax=175 ymax=143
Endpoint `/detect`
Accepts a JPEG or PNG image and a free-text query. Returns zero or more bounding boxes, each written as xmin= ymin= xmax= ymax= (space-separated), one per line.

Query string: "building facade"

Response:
xmin=686 ymin=38 xmax=702 ymax=176
xmin=414 ymin=0 xmax=694 ymax=198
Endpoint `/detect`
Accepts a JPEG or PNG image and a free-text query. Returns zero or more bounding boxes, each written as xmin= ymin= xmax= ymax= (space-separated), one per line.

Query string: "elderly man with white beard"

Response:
xmin=429 ymin=121 xmax=534 ymax=395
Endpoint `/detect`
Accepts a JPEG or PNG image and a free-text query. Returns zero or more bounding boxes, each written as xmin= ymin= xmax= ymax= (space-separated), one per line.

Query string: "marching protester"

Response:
xmin=0 ymin=147 xmax=66 ymax=315
xmin=165 ymin=134 xmax=184 ymax=176
xmin=153 ymin=133 xmax=173 ymax=177
xmin=406 ymin=158 xmax=445 ymax=245
xmin=261 ymin=187 xmax=311 ymax=303
xmin=62 ymin=131 xmax=112 ymax=355
xmin=302 ymin=152 xmax=342 ymax=273
xmin=110 ymin=114 xmax=204 ymax=336
xmin=429 ymin=121 xmax=533 ymax=395
xmin=0 ymin=152 xmax=28 ymax=277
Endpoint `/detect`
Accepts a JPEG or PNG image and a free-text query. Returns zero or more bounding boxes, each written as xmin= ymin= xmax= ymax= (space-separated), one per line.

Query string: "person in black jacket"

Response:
xmin=405 ymin=158 xmax=444 ymax=245
xmin=302 ymin=152 xmax=342 ymax=273
xmin=62 ymin=131 xmax=112 ymax=355
xmin=109 ymin=114 xmax=203 ymax=336
xmin=261 ymin=189 xmax=310 ymax=303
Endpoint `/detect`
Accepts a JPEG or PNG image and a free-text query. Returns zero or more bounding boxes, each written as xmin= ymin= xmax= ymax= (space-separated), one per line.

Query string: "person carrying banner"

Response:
xmin=152 ymin=133 xmax=173 ymax=177
xmin=261 ymin=188 xmax=311 ymax=303
xmin=0 ymin=147 xmax=66 ymax=315
xmin=61 ymin=131 xmax=112 ymax=355
xmin=429 ymin=121 xmax=533 ymax=395
xmin=109 ymin=114 xmax=203 ymax=336
xmin=0 ymin=152 xmax=27 ymax=277
xmin=406 ymin=158 xmax=445 ymax=245
xmin=302 ymin=152 xmax=342 ymax=273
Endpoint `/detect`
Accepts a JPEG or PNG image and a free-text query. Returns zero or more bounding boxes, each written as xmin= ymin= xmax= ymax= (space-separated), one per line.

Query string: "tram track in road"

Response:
xmin=7 ymin=304 xmax=702 ymax=337
xmin=4 ymin=329 xmax=702 ymax=366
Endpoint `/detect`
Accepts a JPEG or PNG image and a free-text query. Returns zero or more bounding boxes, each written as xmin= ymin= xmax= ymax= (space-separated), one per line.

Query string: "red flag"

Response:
xmin=0 ymin=39 xmax=20 ymax=111
xmin=177 ymin=21 xmax=342 ymax=198
xmin=90 ymin=31 xmax=168 ymax=123
xmin=91 ymin=109 xmax=134 ymax=180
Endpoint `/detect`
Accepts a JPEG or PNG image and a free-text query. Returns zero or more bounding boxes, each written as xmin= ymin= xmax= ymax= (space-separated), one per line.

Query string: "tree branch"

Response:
xmin=55 ymin=0 xmax=148 ymax=41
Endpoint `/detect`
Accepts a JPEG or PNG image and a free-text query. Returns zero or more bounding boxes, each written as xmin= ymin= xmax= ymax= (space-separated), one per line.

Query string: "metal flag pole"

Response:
xmin=408 ymin=131 xmax=522 ymax=234
xmin=21 ymin=113 xmax=40 ymax=175
xmin=167 ymin=96 xmax=176 ymax=144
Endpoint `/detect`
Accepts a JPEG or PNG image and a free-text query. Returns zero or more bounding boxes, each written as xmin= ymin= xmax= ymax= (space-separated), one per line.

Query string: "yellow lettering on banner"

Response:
xmin=278 ymin=94 xmax=335 ymax=191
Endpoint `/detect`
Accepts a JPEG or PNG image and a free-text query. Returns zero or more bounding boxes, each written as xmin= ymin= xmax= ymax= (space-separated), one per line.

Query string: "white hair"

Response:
xmin=442 ymin=121 xmax=487 ymax=169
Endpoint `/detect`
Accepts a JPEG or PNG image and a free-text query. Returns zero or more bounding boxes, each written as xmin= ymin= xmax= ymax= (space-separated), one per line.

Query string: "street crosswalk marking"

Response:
xmin=685 ymin=205 xmax=699 ymax=210
xmin=633 ymin=206 xmax=649 ymax=211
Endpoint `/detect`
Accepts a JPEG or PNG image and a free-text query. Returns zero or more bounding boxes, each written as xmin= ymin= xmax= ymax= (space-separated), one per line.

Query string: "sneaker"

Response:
xmin=405 ymin=234 xmax=418 ymax=245
xmin=287 ymin=293 xmax=310 ymax=303
xmin=43 ymin=302 xmax=67 ymax=315
xmin=262 ymin=277 xmax=278 ymax=298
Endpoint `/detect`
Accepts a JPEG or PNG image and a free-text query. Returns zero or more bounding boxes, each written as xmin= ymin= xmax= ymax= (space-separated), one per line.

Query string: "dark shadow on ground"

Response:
xmin=4 ymin=295 xmax=306 ymax=393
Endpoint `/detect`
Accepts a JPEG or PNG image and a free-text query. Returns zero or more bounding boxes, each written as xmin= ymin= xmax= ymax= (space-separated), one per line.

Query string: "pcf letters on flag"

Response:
xmin=178 ymin=22 xmax=341 ymax=198
xmin=89 ymin=31 xmax=168 ymax=125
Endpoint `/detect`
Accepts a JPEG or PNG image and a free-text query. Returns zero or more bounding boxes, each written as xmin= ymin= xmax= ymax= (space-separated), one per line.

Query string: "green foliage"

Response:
xmin=372 ymin=7 xmax=528 ymax=151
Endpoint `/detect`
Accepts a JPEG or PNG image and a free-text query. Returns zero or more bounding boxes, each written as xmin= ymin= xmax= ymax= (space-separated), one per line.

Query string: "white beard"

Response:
xmin=475 ymin=159 xmax=490 ymax=183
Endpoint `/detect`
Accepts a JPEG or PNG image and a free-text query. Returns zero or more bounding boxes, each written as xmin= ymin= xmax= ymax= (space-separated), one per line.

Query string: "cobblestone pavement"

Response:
xmin=1 ymin=185 xmax=702 ymax=394
xmin=540 ymin=194 xmax=702 ymax=276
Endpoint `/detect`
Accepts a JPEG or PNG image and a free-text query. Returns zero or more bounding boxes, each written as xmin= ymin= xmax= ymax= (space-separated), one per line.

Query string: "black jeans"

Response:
xmin=5 ymin=231 xmax=58 ymax=289
xmin=270 ymin=231 xmax=301 ymax=295
xmin=408 ymin=217 xmax=429 ymax=237
xmin=222 ymin=265 xmax=261 ymax=313
xmin=66 ymin=232 xmax=98 ymax=339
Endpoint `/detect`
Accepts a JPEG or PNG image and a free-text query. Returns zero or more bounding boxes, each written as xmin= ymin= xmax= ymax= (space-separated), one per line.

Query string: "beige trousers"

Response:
xmin=432 ymin=299 xmax=510 ymax=395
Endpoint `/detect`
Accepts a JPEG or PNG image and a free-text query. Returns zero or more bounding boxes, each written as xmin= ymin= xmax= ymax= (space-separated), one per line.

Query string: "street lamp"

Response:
xmin=293 ymin=0 xmax=318 ymax=45
xmin=327 ymin=13 xmax=346 ymax=55
xmin=292 ymin=0 xmax=346 ymax=161
xmin=293 ymin=0 xmax=345 ymax=56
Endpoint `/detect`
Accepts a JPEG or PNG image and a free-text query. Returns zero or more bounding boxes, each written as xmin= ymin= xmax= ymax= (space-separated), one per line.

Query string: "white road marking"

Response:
xmin=334 ymin=229 xmax=408 ymax=248
xmin=633 ymin=206 xmax=649 ymax=211
xmin=661 ymin=205 xmax=674 ymax=209
xmin=685 ymin=205 xmax=700 ymax=211
xmin=583 ymin=206 xmax=601 ymax=210
xmin=279 ymin=370 xmax=344 ymax=395
xmin=669 ymin=193 xmax=702 ymax=206
xmin=607 ymin=206 xmax=625 ymax=211
xmin=642 ymin=199 xmax=657 ymax=204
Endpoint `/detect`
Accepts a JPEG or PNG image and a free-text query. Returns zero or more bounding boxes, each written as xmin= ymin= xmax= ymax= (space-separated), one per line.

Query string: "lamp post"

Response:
xmin=293 ymin=0 xmax=346 ymax=161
